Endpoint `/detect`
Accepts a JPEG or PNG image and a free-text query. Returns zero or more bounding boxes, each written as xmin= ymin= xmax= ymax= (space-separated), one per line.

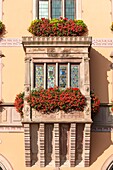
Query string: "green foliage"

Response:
xmin=28 ymin=17 xmax=88 ymax=36
xmin=0 ymin=21 xmax=5 ymax=34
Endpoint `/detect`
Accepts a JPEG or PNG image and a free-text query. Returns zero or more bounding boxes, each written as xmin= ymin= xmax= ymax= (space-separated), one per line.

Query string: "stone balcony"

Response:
xmin=22 ymin=36 xmax=92 ymax=168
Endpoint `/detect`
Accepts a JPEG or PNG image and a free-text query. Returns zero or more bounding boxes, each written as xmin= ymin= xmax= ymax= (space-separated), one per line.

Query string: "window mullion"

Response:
xmin=68 ymin=63 xmax=70 ymax=87
xmin=62 ymin=0 xmax=65 ymax=18
xmin=56 ymin=63 xmax=58 ymax=86
xmin=31 ymin=61 xmax=34 ymax=90
xmin=33 ymin=0 xmax=38 ymax=19
xmin=76 ymin=0 xmax=82 ymax=19
xmin=44 ymin=63 xmax=46 ymax=89
xmin=49 ymin=0 xmax=51 ymax=19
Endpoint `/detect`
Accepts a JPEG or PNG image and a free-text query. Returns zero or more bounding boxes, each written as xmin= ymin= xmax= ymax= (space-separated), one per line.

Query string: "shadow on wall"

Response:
xmin=89 ymin=47 xmax=112 ymax=103
xmin=90 ymin=47 xmax=113 ymax=166
xmin=90 ymin=132 xmax=113 ymax=166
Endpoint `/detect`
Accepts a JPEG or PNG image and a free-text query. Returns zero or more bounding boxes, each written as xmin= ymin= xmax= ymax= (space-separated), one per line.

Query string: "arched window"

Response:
xmin=101 ymin=155 xmax=113 ymax=170
xmin=107 ymin=162 xmax=113 ymax=170
xmin=0 ymin=154 xmax=13 ymax=170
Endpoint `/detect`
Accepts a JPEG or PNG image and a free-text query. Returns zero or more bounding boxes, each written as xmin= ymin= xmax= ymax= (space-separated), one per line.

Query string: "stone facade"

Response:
xmin=22 ymin=36 xmax=92 ymax=168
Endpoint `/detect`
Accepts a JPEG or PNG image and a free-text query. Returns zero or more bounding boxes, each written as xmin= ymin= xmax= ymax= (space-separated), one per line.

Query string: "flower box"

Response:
xmin=32 ymin=109 xmax=84 ymax=122
xmin=28 ymin=18 xmax=88 ymax=37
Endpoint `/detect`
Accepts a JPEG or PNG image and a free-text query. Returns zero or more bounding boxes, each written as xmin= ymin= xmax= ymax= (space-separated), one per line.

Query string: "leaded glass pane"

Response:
xmin=47 ymin=65 xmax=56 ymax=88
xmin=52 ymin=0 xmax=61 ymax=18
xmin=71 ymin=64 xmax=79 ymax=87
xmin=65 ymin=0 xmax=75 ymax=19
xmin=39 ymin=0 xmax=48 ymax=19
xmin=35 ymin=65 xmax=44 ymax=88
xmin=59 ymin=65 xmax=67 ymax=88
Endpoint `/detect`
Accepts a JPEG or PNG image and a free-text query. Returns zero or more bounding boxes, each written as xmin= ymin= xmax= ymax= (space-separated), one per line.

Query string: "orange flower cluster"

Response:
xmin=14 ymin=92 xmax=24 ymax=117
xmin=90 ymin=91 xmax=100 ymax=114
xmin=26 ymin=87 xmax=86 ymax=113
xmin=28 ymin=17 xmax=88 ymax=37
xmin=14 ymin=87 xmax=100 ymax=116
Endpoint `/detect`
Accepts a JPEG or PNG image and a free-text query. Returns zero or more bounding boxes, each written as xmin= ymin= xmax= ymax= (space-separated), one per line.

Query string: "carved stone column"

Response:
xmin=83 ymin=123 xmax=91 ymax=167
xmin=23 ymin=57 xmax=31 ymax=121
xmin=83 ymin=56 xmax=91 ymax=120
xmin=70 ymin=123 xmax=76 ymax=167
xmin=54 ymin=123 xmax=60 ymax=167
xmin=24 ymin=123 xmax=31 ymax=167
xmin=39 ymin=123 xmax=45 ymax=167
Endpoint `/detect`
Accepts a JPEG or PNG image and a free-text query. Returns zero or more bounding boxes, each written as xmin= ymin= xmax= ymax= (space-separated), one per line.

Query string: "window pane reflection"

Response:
xmin=52 ymin=0 xmax=61 ymax=18
xmin=65 ymin=0 xmax=75 ymax=19
xmin=39 ymin=0 xmax=48 ymax=19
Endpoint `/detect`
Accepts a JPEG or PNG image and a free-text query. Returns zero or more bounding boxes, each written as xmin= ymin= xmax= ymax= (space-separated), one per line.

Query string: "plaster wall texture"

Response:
xmin=0 ymin=1 xmax=113 ymax=169
xmin=0 ymin=0 xmax=112 ymax=103
xmin=0 ymin=132 xmax=112 ymax=170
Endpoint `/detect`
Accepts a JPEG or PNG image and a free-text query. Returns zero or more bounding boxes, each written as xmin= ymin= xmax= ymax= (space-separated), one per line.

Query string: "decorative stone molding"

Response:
xmin=92 ymin=38 xmax=113 ymax=47
xmin=0 ymin=38 xmax=22 ymax=47
xmin=24 ymin=123 xmax=31 ymax=167
xmin=32 ymin=110 xmax=88 ymax=123
xmin=0 ymin=126 xmax=23 ymax=132
xmin=39 ymin=123 xmax=45 ymax=167
xmin=23 ymin=58 xmax=31 ymax=121
xmin=1 ymin=38 xmax=113 ymax=47
xmin=22 ymin=36 xmax=92 ymax=47
xmin=54 ymin=123 xmax=60 ymax=167
xmin=70 ymin=123 xmax=76 ymax=167
xmin=0 ymin=103 xmax=22 ymax=126
xmin=91 ymin=126 xmax=113 ymax=132
xmin=0 ymin=154 xmax=13 ymax=170
xmin=83 ymin=123 xmax=91 ymax=167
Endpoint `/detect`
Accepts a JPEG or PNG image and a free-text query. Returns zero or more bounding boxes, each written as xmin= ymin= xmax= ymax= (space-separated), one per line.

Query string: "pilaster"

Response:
xmin=24 ymin=124 xmax=31 ymax=167
xmin=70 ymin=123 xmax=76 ymax=167
xmin=83 ymin=123 xmax=91 ymax=167
xmin=83 ymin=56 xmax=91 ymax=120
xmin=39 ymin=123 xmax=45 ymax=167
xmin=23 ymin=57 xmax=31 ymax=121
xmin=54 ymin=123 xmax=60 ymax=167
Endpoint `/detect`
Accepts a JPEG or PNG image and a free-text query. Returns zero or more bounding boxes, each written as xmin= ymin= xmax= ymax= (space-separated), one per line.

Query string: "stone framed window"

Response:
xmin=34 ymin=63 xmax=80 ymax=89
xmin=33 ymin=0 xmax=82 ymax=19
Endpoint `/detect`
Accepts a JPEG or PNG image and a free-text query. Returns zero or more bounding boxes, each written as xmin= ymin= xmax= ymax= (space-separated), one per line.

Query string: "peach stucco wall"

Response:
xmin=0 ymin=0 xmax=113 ymax=170
xmin=0 ymin=132 xmax=113 ymax=170
xmin=83 ymin=0 xmax=112 ymax=38
xmin=0 ymin=0 xmax=113 ymax=103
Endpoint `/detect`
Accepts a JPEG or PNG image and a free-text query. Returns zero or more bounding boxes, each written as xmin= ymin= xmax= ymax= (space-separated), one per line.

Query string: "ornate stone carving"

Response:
xmin=32 ymin=109 xmax=84 ymax=122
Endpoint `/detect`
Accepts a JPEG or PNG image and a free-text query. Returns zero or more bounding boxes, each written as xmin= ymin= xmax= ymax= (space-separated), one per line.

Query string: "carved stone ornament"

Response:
xmin=32 ymin=109 xmax=85 ymax=122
